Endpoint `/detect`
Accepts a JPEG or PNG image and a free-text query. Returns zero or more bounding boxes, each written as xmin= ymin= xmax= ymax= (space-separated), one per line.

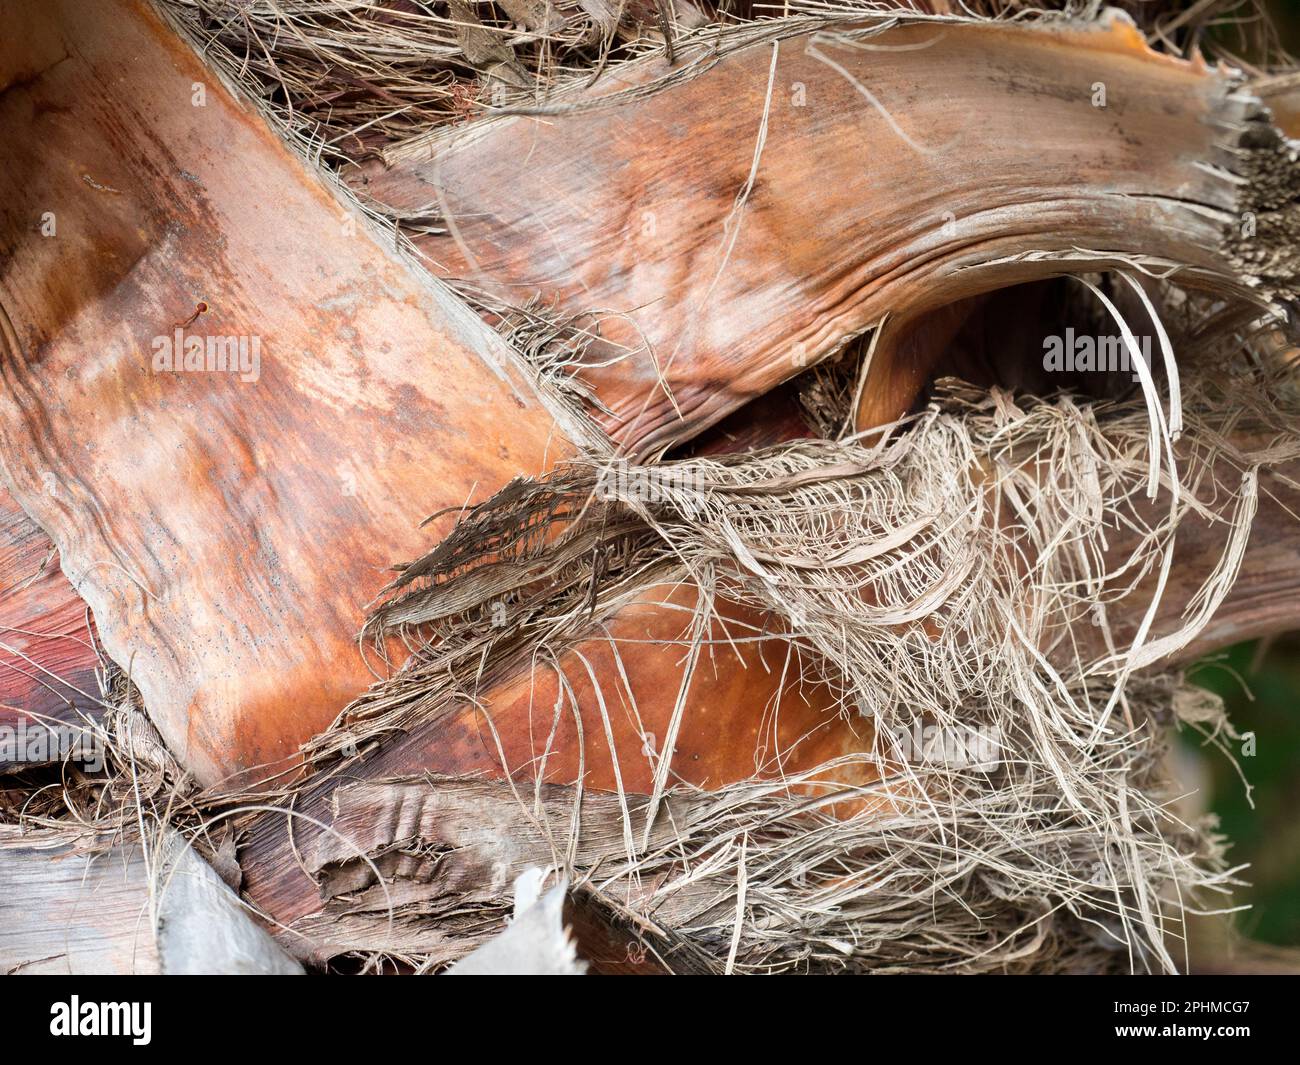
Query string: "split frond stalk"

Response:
xmin=356 ymin=11 xmax=1300 ymax=452
xmin=0 ymin=0 xmax=582 ymax=786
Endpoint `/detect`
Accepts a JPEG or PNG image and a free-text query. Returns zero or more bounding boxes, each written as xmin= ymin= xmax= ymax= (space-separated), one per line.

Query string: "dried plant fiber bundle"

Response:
xmin=234 ymin=370 xmax=1300 ymax=970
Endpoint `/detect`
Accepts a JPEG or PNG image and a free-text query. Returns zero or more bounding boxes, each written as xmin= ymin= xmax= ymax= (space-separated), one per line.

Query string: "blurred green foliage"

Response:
xmin=1188 ymin=635 xmax=1300 ymax=945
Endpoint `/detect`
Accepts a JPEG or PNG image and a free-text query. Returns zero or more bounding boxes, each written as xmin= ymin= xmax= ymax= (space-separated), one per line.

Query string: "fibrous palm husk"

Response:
xmin=3 ymin=0 xmax=1300 ymax=975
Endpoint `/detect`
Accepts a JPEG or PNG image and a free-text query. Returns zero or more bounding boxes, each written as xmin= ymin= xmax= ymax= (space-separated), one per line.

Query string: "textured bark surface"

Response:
xmin=3 ymin=0 xmax=1299 ymax=972
xmin=0 ymin=484 xmax=99 ymax=757
xmin=0 ymin=0 xmax=573 ymax=785
xmin=0 ymin=825 xmax=302 ymax=975
xmin=355 ymin=14 xmax=1275 ymax=452
xmin=0 ymin=0 xmax=866 ymax=799
xmin=0 ymin=828 xmax=160 ymax=975
xmin=234 ymin=421 xmax=1300 ymax=957
xmin=264 ymin=774 xmax=727 ymax=969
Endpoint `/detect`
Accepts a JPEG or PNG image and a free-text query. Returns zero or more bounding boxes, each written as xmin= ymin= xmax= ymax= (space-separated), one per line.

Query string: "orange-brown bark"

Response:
xmin=0 ymin=0 xmax=865 ymax=795
xmin=356 ymin=14 xmax=1278 ymax=452
xmin=0 ymin=0 xmax=571 ymax=785
xmin=0 ymin=485 xmax=99 ymax=757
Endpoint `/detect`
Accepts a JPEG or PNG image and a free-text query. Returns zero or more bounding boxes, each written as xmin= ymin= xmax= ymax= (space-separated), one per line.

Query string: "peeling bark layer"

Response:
xmin=356 ymin=13 xmax=1297 ymax=452
xmin=0 ymin=0 xmax=573 ymax=785
xmin=0 ymin=0 xmax=867 ymax=799
xmin=4 ymin=1 xmax=1300 ymax=973
xmin=237 ymin=407 xmax=1300 ymax=959
xmin=0 ymin=826 xmax=302 ymax=974
xmin=0 ymin=485 xmax=100 ymax=759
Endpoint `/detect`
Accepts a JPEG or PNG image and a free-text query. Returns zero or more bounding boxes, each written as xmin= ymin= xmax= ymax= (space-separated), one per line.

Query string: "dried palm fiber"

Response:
xmin=149 ymin=2 xmax=1300 ymax=764
xmin=0 ymin=0 xmax=874 ymax=801
xmin=153 ymin=1 xmax=1290 ymax=165
xmin=0 ymin=667 xmax=307 ymax=974
xmin=0 ymin=2 xmax=934 ymax=799
xmin=155 ymin=3 xmax=1300 ymax=452
xmin=7 ymin=0 xmax=1300 ymax=972
xmin=226 ymin=359 xmax=1300 ymax=971
xmin=122 ymin=0 xmax=1300 ymax=967
xmin=156 ymin=0 xmax=722 ymax=164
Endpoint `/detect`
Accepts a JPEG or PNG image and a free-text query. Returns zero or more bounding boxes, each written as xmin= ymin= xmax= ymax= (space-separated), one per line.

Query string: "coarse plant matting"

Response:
xmin=284 ymin=359 xmax=1298 ymax=973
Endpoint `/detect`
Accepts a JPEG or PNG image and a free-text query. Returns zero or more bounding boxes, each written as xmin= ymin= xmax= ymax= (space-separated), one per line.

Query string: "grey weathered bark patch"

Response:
xmin=0 ymin=826 xmax=301 ymax=975
xmin=447 ymin=869 xmax=585 ymax=975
